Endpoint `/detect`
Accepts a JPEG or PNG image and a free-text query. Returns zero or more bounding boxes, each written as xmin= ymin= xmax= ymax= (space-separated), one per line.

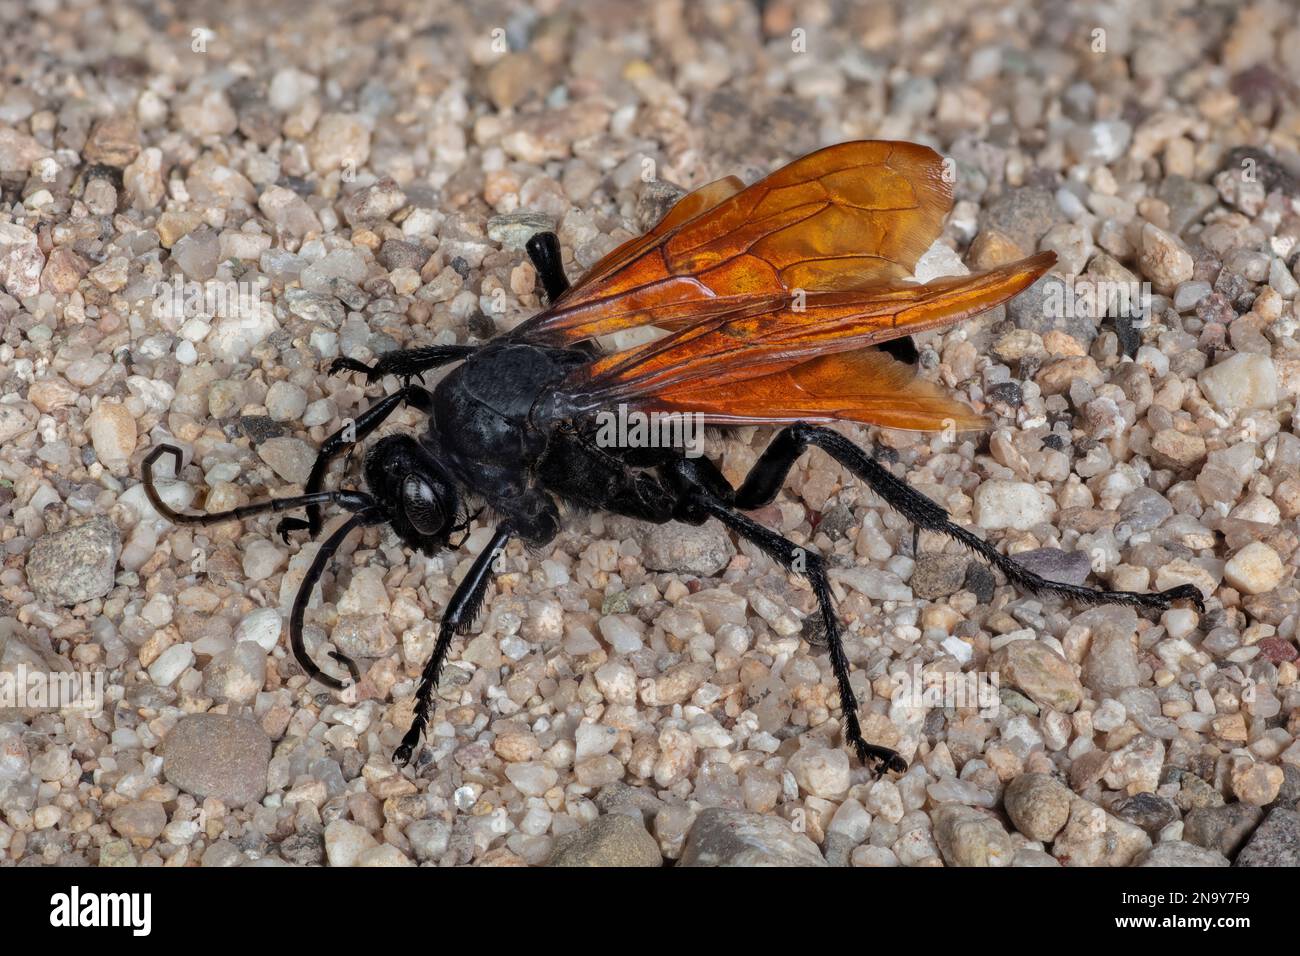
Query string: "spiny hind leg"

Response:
xmin=735 ymin=423 xmax=1205 ymax=613
xmin=665 ymin=458 xmax=905 ymax=776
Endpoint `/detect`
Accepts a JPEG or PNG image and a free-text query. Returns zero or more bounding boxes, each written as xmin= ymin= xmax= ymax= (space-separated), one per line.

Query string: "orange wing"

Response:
xmin=559 ymin=175 xmax=745 ymax=301
xmin=645 ymin=348 xmax=988 ymax=432
xmin=512 ymin=140 xmax=953 ymax=344
xmin=553 ymin=251 xmax=1055 ymax=431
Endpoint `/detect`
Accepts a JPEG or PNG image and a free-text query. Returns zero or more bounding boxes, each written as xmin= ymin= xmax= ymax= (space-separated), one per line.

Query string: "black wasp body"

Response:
xmin=144 ymin=231 xmax=1202 ymax=773
xmin=363 ymin=338 xmax=698 ymax=559
xmin=372 ymin=341 xmax=586 ymax=552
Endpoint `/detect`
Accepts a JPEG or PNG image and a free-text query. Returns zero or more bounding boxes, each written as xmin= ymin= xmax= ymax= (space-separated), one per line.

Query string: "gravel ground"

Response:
xmin=2 ymin=0 xmax=1299 ymax=867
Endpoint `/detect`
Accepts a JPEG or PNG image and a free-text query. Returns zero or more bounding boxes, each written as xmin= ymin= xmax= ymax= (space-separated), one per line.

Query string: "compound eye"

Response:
xmin=401 ymin=474 xmax=445 ymax=535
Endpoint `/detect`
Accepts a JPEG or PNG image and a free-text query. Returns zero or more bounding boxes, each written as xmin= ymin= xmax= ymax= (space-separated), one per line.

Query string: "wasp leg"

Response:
xmin=289 ymin=510 xmax=386 ymax=689
xmin=331 ymin=344 xmax=476 ymax=385
xmin=143 ymin=444 xmax=378 ymax=525
xmin=143 ymin=443 xmax=383 ymax=689
xmin=666 ymin=467 xmax=905 ymax=777
xmin=735 ymin=423 xmax=1206 ymax=614
xmin=281 ymin=384 xmax=434 ymax=541
xmin=525 ymin=231 xmax=570 ymax=304
xmin=395 ymin=524 xmax=513 ymax=767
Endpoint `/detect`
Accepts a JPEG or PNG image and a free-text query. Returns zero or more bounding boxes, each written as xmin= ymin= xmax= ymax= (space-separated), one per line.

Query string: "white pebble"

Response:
xmin=147 ymin=643 xmax=194 ymax=687
xmin=1162 ymin=607 xmax=1197 ymax=640
xmin=598 ymin=615 xmax=644 ymax=654
xmin=233 ymin=607 xmax=283 ymax=653
xmin=1092 ymin=698 xmax=1127 ymax=732
xmin=1198 ymin=354 xmax=1278 ymax=415
xmin=242 ymin=539 xmax=287 ymax=582
xmin=974 ymin=480 xmax=1055 ymax=530
xmin=787 ymin=745 xmax=851 ymax=799
xmin=86 ymin=400 xmax=136 ymax=469
xmin=1223 ymin=542 xmax=1283 ymax=595
xmin=574 ymin=722 xmax=619 ymax=761
xmin=266 ymin=381 xmax=308 ymax=421
xmin=504 ymin=761 xmax=557 ymax=797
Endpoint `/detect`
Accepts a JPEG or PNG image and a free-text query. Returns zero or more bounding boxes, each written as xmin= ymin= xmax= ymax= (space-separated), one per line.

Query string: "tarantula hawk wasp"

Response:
xmin=143 ymin=141 xmax=1204 ymax=775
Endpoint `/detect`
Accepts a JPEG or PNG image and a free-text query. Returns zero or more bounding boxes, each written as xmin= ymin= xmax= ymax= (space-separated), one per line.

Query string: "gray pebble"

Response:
xmin=170 ymin=227 xmax=220 ymax=281
xmin=487 ymin=212 xmax=555 ymax=251
xmin=1172 ymin=280 xmax=1213 ymax=312
xmin=1080 ymin=607 xmax=1141 ymax=696
xmin=1182 ymin=803 xmax=1264 ymax=857
xmin=1067 ymin=120 xmax=1131 ymax=165
xmin=300 ymin=249 xmax=368 ymax=294
xmin=162 ymin=714 xmax=272 ymax=807
xmin=284 ymin=289 xmax=345 ymax=328
xmin=1119 ymin=487 xmax=1174 ymax=532
xmin=258 ymin=436 xmax=317 ymax=485
xmin=1111 ymin=792 xmax=1178 ymax=834
xmin=407 ymin=819 xmax=452 ymax=862
xmin=278 ymin=830 xmax=324 ymax=865
xmin=1009 ymin=274 xmax=1098 ymax=345
xmin=548 ymin=813 xmax=662 ymax=867
xmin=910 ymin=552 xmax=969 ymax=599
xmin=1135 ymin=841 xmax=1229 ymax=867
xmin=679 ymin=807 xmax=826 ymax=867
xmin=1157 ymin=176 xmax=1219 ymax=235
xmin=27 ymin=515 xmax=121 ymax=605
xmin=639 ymin=520 xmax=736 ymax=576
xmin=237 ymin=415 xmax=285 ymax=444
xmin=1235 ymin=808 xmax=1300 ymax=867
xmin=977 ymin=186 xmax=1065 ymax=251
xmin=964 ymin=563 xmax=996 ymax=603
xmin=1009 ymin=547 xmax=1092 ymax=587
xmin=377 ymin=239 xmax=429 ymax=272
xmin=341 ymin=177 xmax=407 ymax=225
